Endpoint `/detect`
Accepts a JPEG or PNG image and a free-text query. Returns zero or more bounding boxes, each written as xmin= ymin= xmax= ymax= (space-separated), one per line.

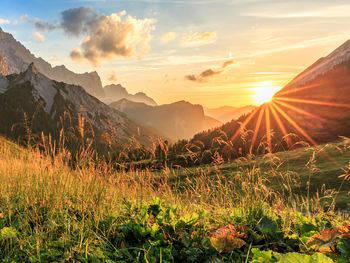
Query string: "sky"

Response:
xmin=0 ymin=0 xmax=349 ymax=108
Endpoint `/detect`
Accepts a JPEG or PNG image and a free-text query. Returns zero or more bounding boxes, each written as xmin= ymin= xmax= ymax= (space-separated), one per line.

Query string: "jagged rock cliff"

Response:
xmin=0 ymin=28 xmax=104 ymax=97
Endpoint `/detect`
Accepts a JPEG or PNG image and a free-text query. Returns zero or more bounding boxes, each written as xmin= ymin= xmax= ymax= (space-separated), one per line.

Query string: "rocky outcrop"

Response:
xmin=0 ymin=28 xmax=104 ymax=97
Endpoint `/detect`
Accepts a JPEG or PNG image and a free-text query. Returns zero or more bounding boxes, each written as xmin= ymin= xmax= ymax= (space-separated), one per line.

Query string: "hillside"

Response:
xmin=110 ymin=99 xmax=221 ymax=141
xmin=174 ymin=139 xmax=350 ymax=209
xmin=0 ymin=135 xmax=349 ymax=261
xmin=0 ymin=28 xmax=104 ymax=97
xmin=0 ymin=63 xmax=157 ymax=149
xmin=185 ymin=39 xmax=350 ymax=160
xmin=272 ymin=39 xmax=350 ymax=143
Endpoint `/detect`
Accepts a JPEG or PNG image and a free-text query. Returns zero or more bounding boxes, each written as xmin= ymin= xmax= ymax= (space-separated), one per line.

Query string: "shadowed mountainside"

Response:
xmin=110 ymin=99 xmax=221 ymax=141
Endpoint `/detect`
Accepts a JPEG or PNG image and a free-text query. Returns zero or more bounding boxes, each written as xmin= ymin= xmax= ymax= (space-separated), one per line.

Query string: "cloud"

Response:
xmin=61 ymin=7 xmax=98 ymax=36
xmin=251 ymin=35 xmax=349 ymax=57
xmin=0 ymin=18 xmax=10 ymax=25
xmin=21 ymin=8 xmax=156 ymax=65
xmin=67 ymin=9 xmax=156 ymax=65
xmin=222 ymin=59 xmax=234 ymax=68
xmin=32 ymin=32 xmax=45 ymax=43
xmin=185 ymin=59 xmax=234 ymax=82
xmin=22 ymin=15 xmax=58 ymax=31
xmin=34 ymin=20 xmax=57 ymax=31
xmin=161 ymin=31 xmax=218 ymax=47
xmin=185 ymin=68 xmax=220 ymax=82
xmin=200 ymin=69 xmax=221 ymax=78
xmin=70 ymin=48 xmax=83 ymax=60
xmin=185 ymin=74 xmax=198 ymax=81
xmin=107 ymin=71 xmax=118 ymax=82
xmin=160 ymin=32 xmax=177 ymax=44
xmin=23 ymin=8 xmax=97 ymax=34
xmin=181 ymin=31 xmax=217 ymax=47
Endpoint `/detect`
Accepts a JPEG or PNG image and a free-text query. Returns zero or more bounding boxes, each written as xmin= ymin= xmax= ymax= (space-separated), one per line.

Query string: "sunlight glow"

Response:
xmin=253 ymin=82 xmax=281 ymax=105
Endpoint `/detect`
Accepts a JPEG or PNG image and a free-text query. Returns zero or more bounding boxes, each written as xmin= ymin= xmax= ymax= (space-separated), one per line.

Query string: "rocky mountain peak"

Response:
xmin=26 ymin=62 xmax=39 ymax=75
xmin=104 ymin=84 xmax=157 ymax=106
xmin=16 ymin=63 xmax=57 ymax=113
xmin=0 ymin=66 xmax=158 ymax=148
xmin=0 ymin=28 xmax=104 ymax=97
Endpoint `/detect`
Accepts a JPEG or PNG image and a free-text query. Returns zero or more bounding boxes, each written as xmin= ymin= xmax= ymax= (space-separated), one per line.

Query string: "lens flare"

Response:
xmin=254 ymin=82 xmax=281 ymax=105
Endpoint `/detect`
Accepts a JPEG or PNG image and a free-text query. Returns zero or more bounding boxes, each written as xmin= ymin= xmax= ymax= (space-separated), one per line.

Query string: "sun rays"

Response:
xmin=228 ymin=87 xmax=339 ymax=154
xmin=229 ymin=99 xmax=319 ymax=154
xmin=276 ymin=97 xmax=350 ymax=109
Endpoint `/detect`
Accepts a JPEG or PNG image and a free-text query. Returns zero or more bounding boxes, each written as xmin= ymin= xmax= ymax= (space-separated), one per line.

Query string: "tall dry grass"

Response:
xmin=1 ymin=136 xmax=350 ymax=261
xmin=0 ymin=135 xmax=342 ymax=221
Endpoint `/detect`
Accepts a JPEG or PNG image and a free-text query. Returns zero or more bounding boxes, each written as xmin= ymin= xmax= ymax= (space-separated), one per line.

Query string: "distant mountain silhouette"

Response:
xmin=110 ymin=99 xmax=221 ymax=141
xmin=103 ymin=84 xmax=157 ymax=106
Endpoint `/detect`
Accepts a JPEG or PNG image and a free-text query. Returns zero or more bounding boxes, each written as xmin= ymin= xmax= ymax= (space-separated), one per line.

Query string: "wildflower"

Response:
xmin=209 ymin=224 xmax=247 ymax=253
xmin=0 ymin=227 xmax=17 ymax=240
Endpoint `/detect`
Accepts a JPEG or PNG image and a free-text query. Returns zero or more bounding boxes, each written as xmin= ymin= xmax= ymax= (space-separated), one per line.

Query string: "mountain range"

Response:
xmin=0 ymin=27 xmax=159 ymax=106
xmin=0 ymin=63 xmax=157 ymax=149
xmin=111 ymin=99 xmax=221 ymax=141
xmin=4 ymin=27 xmax=348 ymax=155
xmin=0 ymin=28 xmax=105 ymax=97
xmin=0 ymin=28 xmax=229 ymax=147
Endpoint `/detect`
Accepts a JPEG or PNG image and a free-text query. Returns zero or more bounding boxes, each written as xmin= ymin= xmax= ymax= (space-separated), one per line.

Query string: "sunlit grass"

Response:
xmin=0 ymin=136 xmax=349 ymax=261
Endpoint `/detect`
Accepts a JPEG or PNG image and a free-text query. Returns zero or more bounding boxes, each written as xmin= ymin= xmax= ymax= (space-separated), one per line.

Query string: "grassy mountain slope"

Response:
xmin=0 ymin=136 xmax=349 ymax=261
xmin=173 ymin=139 xmax=350 ymax=209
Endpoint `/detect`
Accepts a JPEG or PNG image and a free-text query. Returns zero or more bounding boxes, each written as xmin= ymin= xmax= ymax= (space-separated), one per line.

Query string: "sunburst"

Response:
xmin=229 ymin=84 xmax=336 ymax=155
xmin=253 ymin=82 xmax=282 ymax=105
xmin=228 ymin=75 xmax=350 ymax=163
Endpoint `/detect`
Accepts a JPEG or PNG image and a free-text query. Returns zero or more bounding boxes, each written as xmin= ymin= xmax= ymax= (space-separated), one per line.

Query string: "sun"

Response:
xmin=254 ymin=81 xmax=281 ymax=105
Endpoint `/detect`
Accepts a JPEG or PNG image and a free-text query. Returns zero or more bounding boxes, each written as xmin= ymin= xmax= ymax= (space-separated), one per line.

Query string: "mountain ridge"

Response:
xmin=103 ymin=84 xmax=157 ymax=106
xmin=0 ymin=28 xmax=105 ymax=97
xmin=0 ymin=63 xmax=158 ymax=148
xmin=281 ymin=39 xmax=350 ymax=92
xmin=110 ymin=98 xmax=221 ymax=141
